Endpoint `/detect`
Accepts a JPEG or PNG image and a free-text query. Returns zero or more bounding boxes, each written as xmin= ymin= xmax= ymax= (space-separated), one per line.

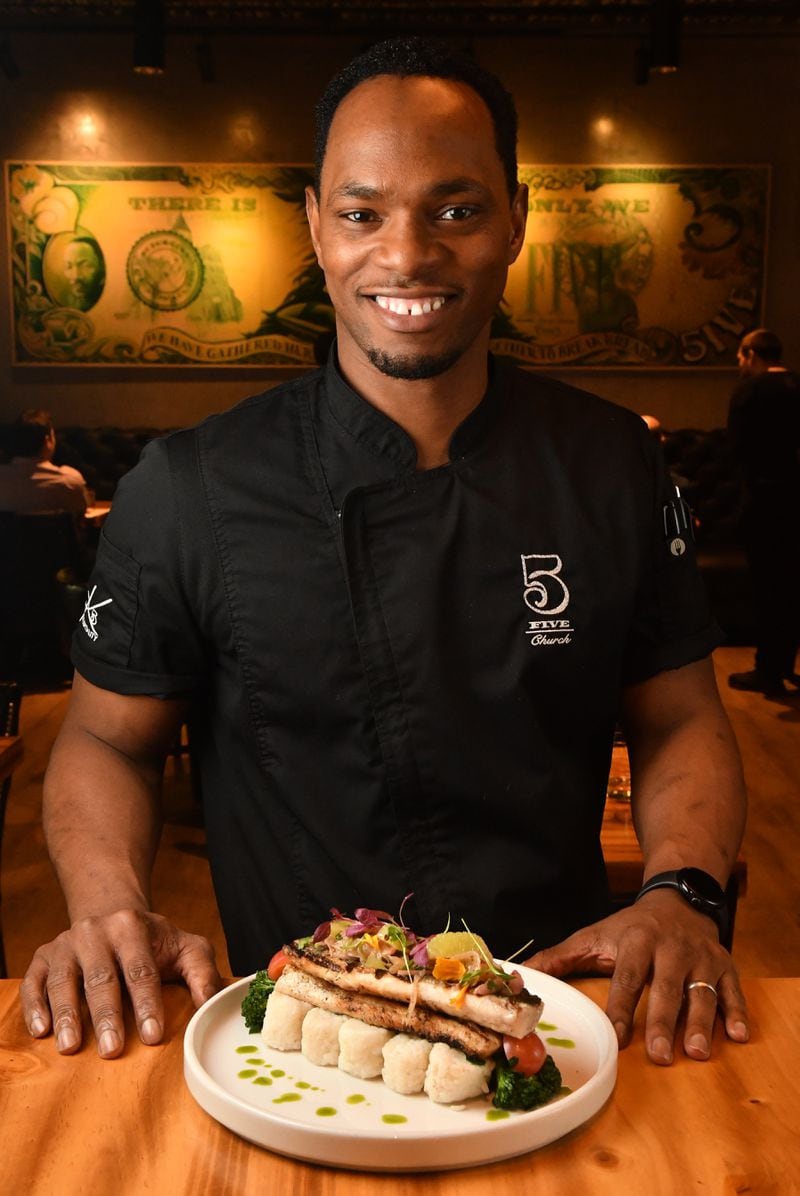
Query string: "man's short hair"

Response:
xmin=314 ymin=36 xmax=519 ymax=201
xmin=740 ymin=328 xmax=783 ymax=364
xmin=10 ymin=408 xmax=53 ymax=457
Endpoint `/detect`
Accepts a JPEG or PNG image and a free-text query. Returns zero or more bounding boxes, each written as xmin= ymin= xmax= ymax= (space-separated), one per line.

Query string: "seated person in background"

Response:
xmin=0 ymin=409 xmax=89 ymax=515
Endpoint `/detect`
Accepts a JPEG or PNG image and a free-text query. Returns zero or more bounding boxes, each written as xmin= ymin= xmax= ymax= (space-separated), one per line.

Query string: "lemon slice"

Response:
xmin=426 ymin=929 xmax=493 ymax=962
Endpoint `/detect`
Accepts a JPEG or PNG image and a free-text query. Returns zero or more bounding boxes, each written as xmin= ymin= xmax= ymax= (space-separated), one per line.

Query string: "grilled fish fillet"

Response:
xmin=276 ymin=966 xmax=503 ymax=1059
xmin=283 ymin=943 xmax=543 ymax=1037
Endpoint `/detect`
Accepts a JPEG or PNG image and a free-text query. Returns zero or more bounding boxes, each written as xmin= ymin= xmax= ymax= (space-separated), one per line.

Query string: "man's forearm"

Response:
xmin=622 ymin=658 xmax=747 ymax=884
xmin=43 ymin=723 xmax=164 ymax=920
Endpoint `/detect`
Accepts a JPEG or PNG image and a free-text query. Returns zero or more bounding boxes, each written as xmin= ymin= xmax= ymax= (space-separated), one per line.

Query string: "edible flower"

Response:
xmin=432 ymin=957 xmax=466 ymax=982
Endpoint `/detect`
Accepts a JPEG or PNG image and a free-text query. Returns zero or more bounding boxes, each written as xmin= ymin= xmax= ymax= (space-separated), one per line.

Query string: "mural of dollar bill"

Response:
xmin=6 ymin=161 xmax=766 ymax=368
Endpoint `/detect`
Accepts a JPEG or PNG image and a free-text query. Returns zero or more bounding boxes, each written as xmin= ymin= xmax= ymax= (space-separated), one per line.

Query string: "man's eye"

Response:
xmin=341 ymin=210 xmax=376 ymax=223
xmin=440 ymin=206 xmax=478 ymax=221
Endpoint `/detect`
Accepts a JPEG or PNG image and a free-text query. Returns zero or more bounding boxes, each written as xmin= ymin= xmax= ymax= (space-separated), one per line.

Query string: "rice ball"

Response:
xmin=260 ymin=990 xmax=312 ymax=1051
xmin=338 ymin=1019 xmax=395 ymax=1079
xmin=301 ymin=1007 xmax=346 ymax=1067
xmin=423 ymin=1042 xmax=495 ymax=1104
xmin=382 ymin=1033 xmax=433 ymax=1095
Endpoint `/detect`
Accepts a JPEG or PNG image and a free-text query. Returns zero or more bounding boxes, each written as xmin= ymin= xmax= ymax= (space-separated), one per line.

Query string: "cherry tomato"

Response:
xmin=503 ymin=1031 xmax=547 ymax=1076
xmin=267 ymin=949 xmax=290 ymax=982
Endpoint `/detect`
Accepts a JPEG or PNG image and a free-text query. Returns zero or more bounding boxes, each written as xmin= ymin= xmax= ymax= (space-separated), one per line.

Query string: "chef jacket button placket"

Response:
xmin=336 ymin=483 xmax=442 ymax=927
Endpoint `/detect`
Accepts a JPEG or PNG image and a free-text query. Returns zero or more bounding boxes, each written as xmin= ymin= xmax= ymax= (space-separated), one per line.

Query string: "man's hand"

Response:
xmin=526 ymin=890 xmax=749 ymax=1065
xmin=20 ymin=909 xmax=223 ymax=1058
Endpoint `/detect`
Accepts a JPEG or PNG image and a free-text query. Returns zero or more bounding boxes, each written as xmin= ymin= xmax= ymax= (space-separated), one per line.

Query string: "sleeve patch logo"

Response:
xmin=521 ymin=553 xmax=574 ymax=646
xmin=80 ymin=585 xmax=113 ymax=642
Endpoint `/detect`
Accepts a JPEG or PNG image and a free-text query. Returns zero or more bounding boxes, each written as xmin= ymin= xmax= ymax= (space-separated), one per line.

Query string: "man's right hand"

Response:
xmin=20 ymin=908 xmax=223 ymax=1058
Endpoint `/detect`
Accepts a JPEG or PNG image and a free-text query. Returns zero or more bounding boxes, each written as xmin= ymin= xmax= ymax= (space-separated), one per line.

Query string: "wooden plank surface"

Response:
xmin=0 ymin=978 xmax=795 ymax=1196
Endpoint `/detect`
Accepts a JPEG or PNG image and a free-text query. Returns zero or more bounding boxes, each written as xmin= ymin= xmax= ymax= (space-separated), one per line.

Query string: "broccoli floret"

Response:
xmin=492 ymin=1054 xmax=563 ymax=1111
xmin=240 ymin=969 xmax=275 ymax=1033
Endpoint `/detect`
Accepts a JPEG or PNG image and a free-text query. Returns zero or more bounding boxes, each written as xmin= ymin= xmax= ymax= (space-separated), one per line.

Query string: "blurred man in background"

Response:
xmin=727 ymin=328 xmax=800 ymax=697
xmin=0 ymin=409 xmax=89 ymax=515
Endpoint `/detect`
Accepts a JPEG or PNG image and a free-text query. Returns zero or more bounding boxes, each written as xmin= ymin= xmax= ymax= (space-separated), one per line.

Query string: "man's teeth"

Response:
xmin=374 ymin=296 xmax=447 ymax=316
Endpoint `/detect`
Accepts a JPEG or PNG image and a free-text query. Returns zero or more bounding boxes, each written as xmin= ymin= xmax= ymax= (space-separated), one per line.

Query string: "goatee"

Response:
xmin=367 ymin=347 xmax=461 ymax=381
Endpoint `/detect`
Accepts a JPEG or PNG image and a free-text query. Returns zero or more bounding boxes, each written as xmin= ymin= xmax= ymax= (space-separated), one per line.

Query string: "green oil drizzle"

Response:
xmin=316 ymin=1107 xmax=337 ymax=1117
xmin=486 ymin=1109 xmax=510 ymax=1121
xmin=270 ymin=1069 xmax=286 ymax=1078
xmin=381 ymin=1114 xmax=408 ymax=1125
xmin=273 ymin=1093 xmax=302 ymax=1104
xmin=546 ymin=1037 xmax=576 ymax=1049
xmin=236 ymin=1045 xmax=259 ymax=1054
xmin=237 ymin=1068 xmax=258 ymax=1079
xmin=248 ymin=1058 xmax=265 ymax=1065
xmin=557 ymin=1086 xmax=573 ymax=1098
xmin=537 ymin=1022 xmax=557 ymax=1032
xmin=295 ymin=1081 xmax=311 ymax=1090
xmin=346 ymin=1094 xmax=366 ymax=1105
xmin=253 ymin=1077 xmax=272 ymax=1086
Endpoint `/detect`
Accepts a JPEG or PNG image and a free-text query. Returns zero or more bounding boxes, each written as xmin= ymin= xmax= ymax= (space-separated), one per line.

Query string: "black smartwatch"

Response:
xmin=635 ymin=867 xmax=728 ymax=934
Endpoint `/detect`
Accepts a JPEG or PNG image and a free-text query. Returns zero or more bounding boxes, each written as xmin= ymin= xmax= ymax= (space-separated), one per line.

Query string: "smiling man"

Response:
xmin=23 ymin=39 xmax=748 ymax=1074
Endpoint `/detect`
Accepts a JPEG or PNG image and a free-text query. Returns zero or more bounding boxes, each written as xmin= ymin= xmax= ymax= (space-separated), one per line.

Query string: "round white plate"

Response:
xmin=184 ymin=964 xmax=617 ymax=1171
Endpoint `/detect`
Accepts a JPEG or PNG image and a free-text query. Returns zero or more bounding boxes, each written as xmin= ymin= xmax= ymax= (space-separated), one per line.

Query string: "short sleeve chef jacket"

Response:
xmin=72 ymin=355 xmax=719 ymax=973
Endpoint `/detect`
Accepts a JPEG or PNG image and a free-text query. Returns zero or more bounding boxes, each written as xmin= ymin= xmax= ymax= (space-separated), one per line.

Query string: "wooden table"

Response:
xmin=0 ymin=978 xmax=795 ymax=1195
xmin=0 ymin=735 xmax=23 ymax=783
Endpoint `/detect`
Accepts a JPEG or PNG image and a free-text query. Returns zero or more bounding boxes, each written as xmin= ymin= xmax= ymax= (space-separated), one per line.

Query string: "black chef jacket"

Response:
xmin=72 ymin=354 xmax=719 ymax=974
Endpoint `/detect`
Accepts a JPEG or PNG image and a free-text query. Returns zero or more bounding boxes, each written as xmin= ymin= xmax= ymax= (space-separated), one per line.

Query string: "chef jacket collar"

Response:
xmin=321 ymin=344 xmax=501 ymax=485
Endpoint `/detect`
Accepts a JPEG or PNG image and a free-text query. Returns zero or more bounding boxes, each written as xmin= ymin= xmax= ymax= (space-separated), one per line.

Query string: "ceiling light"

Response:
xmin=649 ymin=0 xmax=682 ymax=74
xmin=133 ymin=0 xmax=165 ymax=76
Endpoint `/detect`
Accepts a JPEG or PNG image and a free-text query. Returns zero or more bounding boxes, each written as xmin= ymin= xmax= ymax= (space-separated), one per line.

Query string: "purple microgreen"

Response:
xmin=410 ymin=938 xmax=430 ymax=968
xmin=312 ymin=920 xmax=331 ymax=943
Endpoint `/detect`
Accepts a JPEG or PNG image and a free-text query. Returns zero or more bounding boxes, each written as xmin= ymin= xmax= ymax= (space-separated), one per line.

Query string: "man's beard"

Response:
xmin=367 ymin=346 xmax=461 ymax=381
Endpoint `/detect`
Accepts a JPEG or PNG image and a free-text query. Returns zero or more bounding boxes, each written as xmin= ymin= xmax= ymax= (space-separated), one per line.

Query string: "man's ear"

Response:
xmin=508 ymin=182 xmax=528 ymax=265
xmin=305 ymin=185 xmax=324 ymax=269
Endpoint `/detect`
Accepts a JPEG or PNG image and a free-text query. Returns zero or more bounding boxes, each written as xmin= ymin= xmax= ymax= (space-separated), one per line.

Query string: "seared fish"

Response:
xmin=276 ymin=966 xmax=503 ymax=1059
xmin=283 ymin=942 xmax=543 ymax=1038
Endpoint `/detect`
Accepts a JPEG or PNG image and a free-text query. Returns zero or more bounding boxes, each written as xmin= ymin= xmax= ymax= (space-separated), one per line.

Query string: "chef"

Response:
xmin=22 ymin=37 xmax=748 ymax=1071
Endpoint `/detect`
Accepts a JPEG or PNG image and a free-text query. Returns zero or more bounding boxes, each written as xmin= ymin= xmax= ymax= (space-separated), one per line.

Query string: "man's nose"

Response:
xmin=372 ymin=213 xmax=446 ymax=278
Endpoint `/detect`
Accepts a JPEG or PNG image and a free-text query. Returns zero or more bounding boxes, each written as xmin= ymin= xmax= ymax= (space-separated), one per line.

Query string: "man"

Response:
xmin=62 ymin=236 xmax=105 ymax=310
xmin=727 ymin=328 xmax=800 ymax=696
xmin=0 ymin=409 xmax=88 ymax=514
xmin=21 ymin=39 xmax=748 ymax=1072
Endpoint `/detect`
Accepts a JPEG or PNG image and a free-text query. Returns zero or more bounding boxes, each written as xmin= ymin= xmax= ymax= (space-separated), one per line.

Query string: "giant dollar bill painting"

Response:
xmin=6 ymin=161 xmax=767 ymax=368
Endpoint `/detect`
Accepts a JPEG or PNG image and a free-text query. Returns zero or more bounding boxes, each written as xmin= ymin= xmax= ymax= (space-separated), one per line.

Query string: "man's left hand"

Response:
xmin=525 ymin=889 xmax=750 ymax=1065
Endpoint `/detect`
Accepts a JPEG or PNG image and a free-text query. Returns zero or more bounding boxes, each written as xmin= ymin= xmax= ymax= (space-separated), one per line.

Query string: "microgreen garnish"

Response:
xmin=385 ymin=922 xmax=413 ymax=980
xmin=460 ymin=918 xmax=535 ymax=973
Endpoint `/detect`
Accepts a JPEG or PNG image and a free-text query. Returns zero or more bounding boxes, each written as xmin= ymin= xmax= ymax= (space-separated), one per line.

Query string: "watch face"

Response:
xmin=679 ymin=867 xmax=726 ymax=908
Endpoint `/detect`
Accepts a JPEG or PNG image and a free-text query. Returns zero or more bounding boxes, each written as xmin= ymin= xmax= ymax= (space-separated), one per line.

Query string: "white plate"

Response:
xmin=184 ymin=965 xmax=617 ymax=1171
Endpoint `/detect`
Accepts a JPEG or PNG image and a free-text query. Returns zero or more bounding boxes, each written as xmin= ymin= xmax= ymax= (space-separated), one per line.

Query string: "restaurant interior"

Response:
xmin=0 ymin=2 xmax=798 ymax=1190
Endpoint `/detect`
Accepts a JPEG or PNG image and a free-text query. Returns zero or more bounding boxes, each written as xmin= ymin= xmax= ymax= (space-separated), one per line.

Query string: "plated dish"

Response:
xmin=184 ymin=964 xmax=617 ymax=1171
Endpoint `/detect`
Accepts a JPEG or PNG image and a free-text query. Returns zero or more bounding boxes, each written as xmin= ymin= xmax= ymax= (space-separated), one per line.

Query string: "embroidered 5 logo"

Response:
xmin=520 ymin=554 xmax=574 ymax=646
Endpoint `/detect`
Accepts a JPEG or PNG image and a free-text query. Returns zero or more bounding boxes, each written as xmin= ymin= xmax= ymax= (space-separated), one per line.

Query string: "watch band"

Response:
xmin=636 ymin=868 xmax=728 ymax=933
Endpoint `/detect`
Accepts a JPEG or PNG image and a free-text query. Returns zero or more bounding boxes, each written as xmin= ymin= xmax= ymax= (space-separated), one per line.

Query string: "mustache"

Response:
xmin=366 ymin=275 xmax=459 ymax=291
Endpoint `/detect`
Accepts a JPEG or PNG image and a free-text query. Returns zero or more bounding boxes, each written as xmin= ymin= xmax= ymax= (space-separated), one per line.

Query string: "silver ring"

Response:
xmin=686 ymin=980 xmax=718 ymax=1000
